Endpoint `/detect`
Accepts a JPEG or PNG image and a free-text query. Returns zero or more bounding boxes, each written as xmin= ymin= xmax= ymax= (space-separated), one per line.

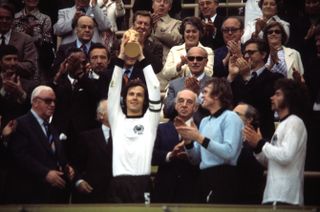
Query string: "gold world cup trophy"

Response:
xmin=123 ymin=29 xmax=141 ymax=58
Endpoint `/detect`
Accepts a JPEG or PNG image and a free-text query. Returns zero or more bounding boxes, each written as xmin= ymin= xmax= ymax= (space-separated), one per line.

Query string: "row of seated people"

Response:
xmin=0 ymin=0 xmax=320 ymax=205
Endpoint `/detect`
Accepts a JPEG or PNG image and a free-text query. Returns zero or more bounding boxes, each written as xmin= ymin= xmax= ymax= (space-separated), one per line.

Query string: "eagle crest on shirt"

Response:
xmin=133 ymin=125 xmax=144 ymax=135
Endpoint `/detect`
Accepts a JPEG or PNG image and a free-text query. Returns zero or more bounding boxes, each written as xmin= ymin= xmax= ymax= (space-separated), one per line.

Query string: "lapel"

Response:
xmin=167 ymin=121 xmax=181 ymax=146
xmin=200 ymin=75 xmax=211 ymax=88
xmin=96 ymin=128 xmax=111 ymax=155
xmin=27 ymin=112 xmax=57 ymax=155
xmin=8 ymin=31 xmax=18 ymax=45
xmin=283 ymin=46 xmax=294 ymax=71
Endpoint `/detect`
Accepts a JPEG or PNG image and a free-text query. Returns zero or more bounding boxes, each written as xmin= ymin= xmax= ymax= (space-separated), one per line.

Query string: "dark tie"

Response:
xmin=71 ymin=79 xmax=78 ymax=90
xmin=43 ymin=121 xmax=53 ymax=144
xmin=1 ymin=35 xmax=5 ymax=46
xmin=251 ymin=72 xmax=257 ymax=81
xmin=123 ymin=69 xmax=130 ymax=85
xmin=43 ymin=121 xmax=55 ymax=152
xmin=81 ymin=44 xmax=88 ymax=54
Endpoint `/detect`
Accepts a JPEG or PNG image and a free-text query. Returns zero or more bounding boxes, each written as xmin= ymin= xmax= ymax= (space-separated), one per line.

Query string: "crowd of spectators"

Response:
xmin=0 ymin=0 xmax=319 ymax=206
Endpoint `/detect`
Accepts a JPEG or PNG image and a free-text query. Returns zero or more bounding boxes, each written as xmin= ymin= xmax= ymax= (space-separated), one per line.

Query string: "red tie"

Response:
xmin=123 ymin=69 xmax=130 ymax=85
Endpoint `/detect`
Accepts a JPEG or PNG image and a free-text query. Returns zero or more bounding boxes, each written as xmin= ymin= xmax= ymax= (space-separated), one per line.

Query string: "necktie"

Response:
xmin=1 ymin=35 xmax=5 ymax=46
xmin=251 ymin=72 xmax=257 ymax=81
xmin=43 ymin=121 xmax=55 ymax=152
xmin=81 ymin=44 xmax=88 ymax=54
xmin=43 ymin=121 xmax=52 ymax=144
xmin=123 ymin=69 xmax=130 ymax=85
xmin=71 ymin=79 xmax=78 ymax=90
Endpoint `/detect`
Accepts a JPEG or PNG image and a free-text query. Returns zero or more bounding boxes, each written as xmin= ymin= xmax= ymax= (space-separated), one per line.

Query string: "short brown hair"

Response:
xmin=205 ymin=77 xmax=233 ymax=109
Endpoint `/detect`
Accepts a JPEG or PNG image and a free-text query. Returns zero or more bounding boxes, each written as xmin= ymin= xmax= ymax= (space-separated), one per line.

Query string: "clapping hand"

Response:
xmin=202 ymin=19 xmax=216 ymax=37
xmin=184 ymin=76 xmax=200 ymax=95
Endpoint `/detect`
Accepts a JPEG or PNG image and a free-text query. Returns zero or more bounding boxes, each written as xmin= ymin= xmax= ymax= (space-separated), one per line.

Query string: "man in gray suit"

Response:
xmin=53 ymin=0 xmax=111 ymax=45
xmin=164 ymin=46 xmax=211 ymax=125
xmin=0 ymin=2 xmax=38 ymax=80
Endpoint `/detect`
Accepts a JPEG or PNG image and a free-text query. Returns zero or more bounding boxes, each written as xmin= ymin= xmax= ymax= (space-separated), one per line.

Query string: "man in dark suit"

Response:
xmin=51 ymin=48 xmax=100 ymax=163
xmin=72 ymin=99 xmax=112 ymax=203
xmin=164 ymin=46 xmax=211 ymax=126
xmin=5 ymin=85 xmax=74 ymax=203
xmin=228 ymin=38 xmax=283 ymax=139
xmin=0 ymin=45 xmax=38 ymax=127
xmin=0 ymin=2 xmax=38 ymax=80
xmin=213 ymin=16 xmax=244 ymax=78
xmin=198 ymin=0 xmax=224 ymax=50
xmin=52 ymin=15 xmax=96 ymax=76
xmin=87 ymin=43 xmax=112 ymax=99
xmin=152 ymin=89 xmax=199 ymax=203
xmin=233 ymin=103 xmax=264 ymax=204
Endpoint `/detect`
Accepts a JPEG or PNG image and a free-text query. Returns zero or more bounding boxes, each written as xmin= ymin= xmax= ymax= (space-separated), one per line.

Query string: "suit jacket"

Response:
xmin=213 ymin=45 xmax=228 ymax=78
xmin=51 ymin=41 xmax=96 ymax=75
xmin=9 ymin=31 xmax=38 ymax=79
xmin=283 ymin=46 xmax=304 ymax=79
xmin=6 ymin=111 xmax=70 ymax=203
xmin=53 ymin=5 xmax=111 ymax=45
xmin=200 ymin=15 xmax=225 ymax=50
xmin=143 ymin=38 xmax=164 ymax=74
xmin=231 ymin=68 xmax=283 ymax=139
xmin=51 ymin=74 xmax=100 ymax=162
xmin=72 ymin=127 xmax=112 ymax=203
xmin=152 ymin=121 xmax=199 ymax=203
xmin=0 ymin=77 xmax=37 ymax=126
xmin=152 ymin=14 xmax=182 ymax=63
xmin=162 ymin=43 xmax=214 ymax=82
xmin=163 ymin=74 xmax=211 ymax=125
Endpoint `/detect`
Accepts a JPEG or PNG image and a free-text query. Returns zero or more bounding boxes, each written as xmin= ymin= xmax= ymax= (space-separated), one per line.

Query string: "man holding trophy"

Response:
xmin=107 ymin=29 xmax=161 ymax=203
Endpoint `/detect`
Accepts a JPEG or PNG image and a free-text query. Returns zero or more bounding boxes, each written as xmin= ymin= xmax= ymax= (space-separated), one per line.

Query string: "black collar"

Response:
xmin=126 ymin=114 xmax=144 ymax=119
xmin=210 ymin=107 xmax=227 ymax=118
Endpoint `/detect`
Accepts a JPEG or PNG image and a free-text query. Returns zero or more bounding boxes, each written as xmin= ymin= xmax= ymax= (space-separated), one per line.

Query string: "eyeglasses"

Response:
xmin=176 ymin=98 xmax=194 ymax=106
xmin=221 ymin=27 xmax=241 ymax=34
xmin=187 ymin=56 xmax=207 ymax=62
xmin=243 ymin=50 xmax=259 ymax=56
xmin=37 ymin=97 xmax=56 ymax=105
xmin=267 ymin=29 xmax=281 ymax=35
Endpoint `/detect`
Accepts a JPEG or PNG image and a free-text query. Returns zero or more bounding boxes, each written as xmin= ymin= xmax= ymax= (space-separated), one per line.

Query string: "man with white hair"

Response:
xmin=5 ymin=85 xmax=74 ymax=203
xmin=72 ymin=99 xmax=113 ymax=203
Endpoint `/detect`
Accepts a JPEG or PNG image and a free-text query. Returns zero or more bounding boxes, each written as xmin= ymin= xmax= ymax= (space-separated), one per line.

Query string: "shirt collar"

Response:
xmin=160 ymin=14 xmax=171 ymax=22
xmin=89 ymin=70 xmax=100 ymax=79
xmin=190 ymin=72 xmax=205 ymax=81
xmin=76 ymin=39 xmax=91 ymax=49
xmin=1 ymin=29 xmax=11 ymax=43
xmin=101 ymin=124 xmax=110 ymax=143
xmin=210 ymin=107 xmax=227 ymax=118
xmin=123 ymin=67 xmax=133 ymax=78
xmin=31 ymin=109 xmax=52 ymax=125
xmin=67 ymin=74 xmax=77 ymax=84
xmin=251 ymin=65 xmax=265 ymax=77
xmin=22 ymin=8 xmax=40 ymax=18
xmin=209 ymin=14 xmax=217 ymax=23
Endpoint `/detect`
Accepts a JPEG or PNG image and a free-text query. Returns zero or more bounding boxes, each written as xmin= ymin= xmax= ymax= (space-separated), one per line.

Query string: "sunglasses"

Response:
xmin=221 ymin=27 xmax=241 ymax=34
xmin=187 ymin=56 xmax=207 ymax=62
xmin=267 ymin=29 xmax=281 ymax=35
xmin=37 ymin=97 xmax=56 ymax=105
